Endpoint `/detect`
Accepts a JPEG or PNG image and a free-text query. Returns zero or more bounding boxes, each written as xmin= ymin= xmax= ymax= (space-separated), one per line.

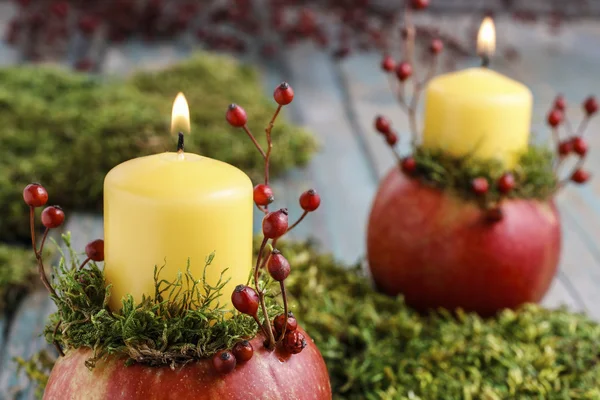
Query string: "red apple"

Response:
xmin=44 ymin=328 xmax=331 ymax=400
xmin=367 ymin=168 xmax=561 ymax=316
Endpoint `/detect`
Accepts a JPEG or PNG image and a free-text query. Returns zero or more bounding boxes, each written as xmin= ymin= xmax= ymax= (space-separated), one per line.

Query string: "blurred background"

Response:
xmin=1 ymin=0 xmax=600 ymax=397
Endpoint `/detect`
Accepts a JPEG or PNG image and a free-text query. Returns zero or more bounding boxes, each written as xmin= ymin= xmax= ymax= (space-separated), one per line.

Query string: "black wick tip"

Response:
xmin=480 ymin=54 xmax=490 ymax=68
xmin=177 ymin=132 xmax=184 ymax=152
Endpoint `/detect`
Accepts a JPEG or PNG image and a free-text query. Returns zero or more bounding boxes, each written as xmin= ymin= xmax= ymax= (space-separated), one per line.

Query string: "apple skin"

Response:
xmin=367 ymin=168 xmax=561 ymax=316
xmin=44 ymin=328 xmax=331 ymax=400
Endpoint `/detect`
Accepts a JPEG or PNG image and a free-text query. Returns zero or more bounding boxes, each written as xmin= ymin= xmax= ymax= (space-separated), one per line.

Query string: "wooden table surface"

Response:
xmin=1 ymin=5 xmax=600 ymax=398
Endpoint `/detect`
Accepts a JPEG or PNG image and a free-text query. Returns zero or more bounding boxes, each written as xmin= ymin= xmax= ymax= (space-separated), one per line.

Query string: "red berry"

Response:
xmin=274 ymin=312 xmax=298 ymax=335
xmin=226 ymin=104 xmax=248 ymax=127
xmin=385 ymin=131 xmax=398 ymax=146
xmin=85 ymin=239 xmax=104 ymax=262
xmin=429 ymin=39 xmax=443 ymax=54
xmin=232 ymin=340 xmax=253 ymax=362
xmin=262 ymin=208 xmax=289 ymax=239
xmin=78 ymin=15 xmax=99 ymax=35
xmin=395 ymin=62 xmax=412 ymax=82
xmin=553 ymin=95 xmax=566 ymax=111
xmin=299 ymin=189 xmax=320 ymax=212
xmin=41 ymin=206 xmax=65 ymax=228
xmin=267 ymin=249 xmax=291 ymax=281
xmin=558 ymin=140 xmax=572 ymax=157
xmin=547 ymin=109 xmax=563 ymax=127
xmin=486 ymin=207 xmax=504 ymax=223
xmin=401 ymin=156 xmax=417 ymax=175
xmin=380 ymin=55 xmax=396 ymax=72
xmin=584 ymin=96 xmax=598 ymax=116
xmin=374 ymin=115 xmax=391 ymax=134
xmin=497 ymin=173 xmax=515 ymax=194
xmin=571 ymin=136 xmax=588 ymax=156
xmin=23 ymin=183 xmax=48 ymax=207
xmin=253 ymin=184 xmax=274 ymax=206
xmin=212 ymin=350 xmax=236 ymax=374
xmin=51 ymin=1 xmax=69 ymax=18
xmin=411 ymin=0 xmax=430 ymax=10
xmin=283 ymin=330 xmax=307 ymax=355
xmin=571 ymin=169 xmax=590 ymax=184
xmin=471 ymin=177 xmax=489 ymax=195
xmin=273 ymin=82 xmax=294 ymax=105
xmin=231 ymin=285 xmax=259 ymax=316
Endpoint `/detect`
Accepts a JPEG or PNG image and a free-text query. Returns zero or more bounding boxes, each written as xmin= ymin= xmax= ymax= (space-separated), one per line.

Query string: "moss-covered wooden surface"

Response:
xmin=3 ymin=4 xmax=600 ymax=398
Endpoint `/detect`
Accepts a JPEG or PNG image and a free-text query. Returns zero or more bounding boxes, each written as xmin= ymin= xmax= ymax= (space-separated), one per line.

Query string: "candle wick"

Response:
xmin=177 ymin=132 xmax=184 ymax=154
xmin=480 ymin=54 xmax=490 ymax=68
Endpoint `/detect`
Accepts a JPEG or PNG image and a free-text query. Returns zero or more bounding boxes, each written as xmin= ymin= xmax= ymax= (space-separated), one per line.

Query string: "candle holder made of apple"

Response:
xmin=24 ymin=83 xmax=331 ymax=400
xmin=367 ymin=8 xmax=596 ymax=316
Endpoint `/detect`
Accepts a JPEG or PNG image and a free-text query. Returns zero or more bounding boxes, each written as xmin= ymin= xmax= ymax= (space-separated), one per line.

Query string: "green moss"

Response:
xmin=44 ymin=234 xmax=280 ymax=368
xmin=412 ymin=145 xmax=557 ymax=203
xmin=23 ymin=237 xmax=600 ymax=399
xmin=0 ymin=53 xmax=316 ymax=243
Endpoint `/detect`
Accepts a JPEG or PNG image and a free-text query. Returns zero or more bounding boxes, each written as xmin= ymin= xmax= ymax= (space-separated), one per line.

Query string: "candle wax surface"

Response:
xmin=103 ymin=152 xmax=253 ymax=311
xmin=422 ymin=68 xmax=533 ymax=168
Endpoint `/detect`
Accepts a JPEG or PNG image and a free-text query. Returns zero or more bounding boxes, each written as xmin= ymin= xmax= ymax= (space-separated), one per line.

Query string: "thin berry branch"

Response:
xmin=78 ymin=257 xmax=91 ymax=271
xmin=575 ymin=116 xmax=590 ymax=137
xmin=559 ymin=155 xmax=587 ymax=189
xmin=564 ymin=115 xmax=575 ymax=137
xmin=253 ymin=237 xmax=276 ymax=349
xmin=278 ymin=281 xmax=289 ymax=342
xmin=39 ymin=227 xmax=50 ymax=256
xmin=286 ymin=210 xmax=309 ymax=234
xmin=53 ymin=320 xmax=64 ymax=357
xmin=255 ymin=204 xmax=269 ymax=214
xmin=29 ymin=206 xmax=57 ymax=297
xmin=264 ymin=104 xmax=282 ymax=187
xmin=242 ymin=125 xmax=267 ymax=159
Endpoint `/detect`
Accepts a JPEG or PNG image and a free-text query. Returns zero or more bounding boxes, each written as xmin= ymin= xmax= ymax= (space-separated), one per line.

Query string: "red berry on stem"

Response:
xmin=374 ymin=115 xmax=391 ymax=134
xmin=262 ymin=208 xmax=289 ymax=239
xmin=558 ymin=140 xmax=572 ymax=157
xmin=274 ymin=82 xmax=294 ymax=105
xmin=411 ymin=0 xmax=430 ymax=10
xmin=299 ymin=189 xmax=320 ymax=212
xmin=23 ymin=183 xmax=48 ymax=207
xmin=231 ymin=285 xmax=259 ymax=316
xmin=395 ymin=62 xmax=412 ymax=82
xmin=584 ymin=96 xmax=598 ymax=116
xmin=385 ymin=131 xmax=398 ymax=146
xmin=267 ymin=249 xmax=291 ymax=281
xmin=401 ymin=156 xmax=417 ymax=175
xmin=547 ymin=109 xmax=563 ymax=127
xmin=226 ymin=104 xmax=247 ymax=127
xmin=232 ymin=340 xmax=253 ymax=362
xmin=85 ymin=239 xmax=104 ymax=262
xmin=253 ymin=184 xmax=274 ymax=206
xmin=571 ymin=136 xmax=588 ymax=156
xmin=283 ymin=330 xmax=307 ymax=354
xmin=553 ymin=95 xmax=566 ymax=111
xmin=497 ymin=173 xmax=515 ymax=194
xmin=571 ymin=169 xmax=590 ymax=184
xmin=212 ymin=351 xmax=236 ymax=374
xmin=41 ymin=206 xmax=65 ymax=228
xmin=274 ymin=312 xmax=298 ymax=335
xmin=380 ymin=55 xmax=396 ymax=72
xmin=429 ymin=39 xmax=443 ymax=54
xmin=471 ymin=177 xmax=489 ymax=195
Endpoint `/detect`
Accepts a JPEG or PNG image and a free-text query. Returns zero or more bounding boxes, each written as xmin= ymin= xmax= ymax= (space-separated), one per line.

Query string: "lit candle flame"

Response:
xmin=477 ymin=17 xmax=496 ymax=59
xmin=171 ymin=92 xmax=190 ymax=135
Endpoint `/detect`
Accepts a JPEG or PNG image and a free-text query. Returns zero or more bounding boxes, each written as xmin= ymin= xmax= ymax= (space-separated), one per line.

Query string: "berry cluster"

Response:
xmin=547 ymin=95 xmax=596 ymax=186
xmin=9 ymin=0 xmax=575 ymax=69
xmin=23 ymin=182 xmax=105 ymax=355
xmin=224 ymin=81 xmax=320 ymax=373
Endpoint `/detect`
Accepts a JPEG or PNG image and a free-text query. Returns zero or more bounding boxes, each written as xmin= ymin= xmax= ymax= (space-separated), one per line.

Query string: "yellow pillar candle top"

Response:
xmin=103 ymin=94 xmax=253 ymax=311
xmin=421 ymin=17 xmax=533 ymax=169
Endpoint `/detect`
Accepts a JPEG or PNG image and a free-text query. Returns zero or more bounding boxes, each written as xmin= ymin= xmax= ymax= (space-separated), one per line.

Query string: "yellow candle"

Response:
xmin=421 ymin=18 xmax=533 ymax=168
xmin=103 ymin=94 xmax=253 ymax=311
